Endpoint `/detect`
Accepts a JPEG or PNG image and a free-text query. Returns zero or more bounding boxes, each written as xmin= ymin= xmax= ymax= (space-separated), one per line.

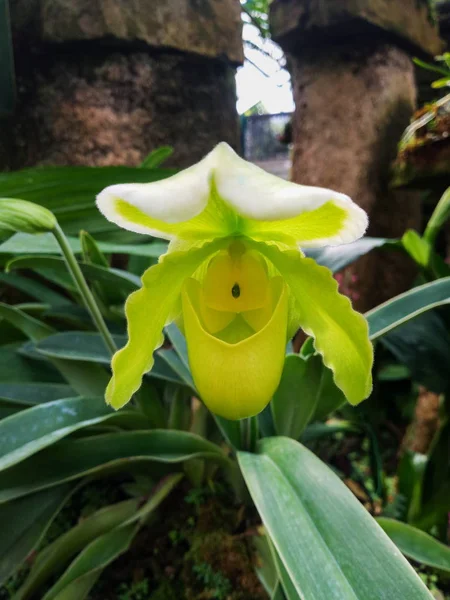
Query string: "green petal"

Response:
xmin=182 ymin=278 xmax=289 ymax=420
xmin=106 ymin=240 xmax=223 ymax=409
xmin=252 ymin=241 xmax=373 ymax=405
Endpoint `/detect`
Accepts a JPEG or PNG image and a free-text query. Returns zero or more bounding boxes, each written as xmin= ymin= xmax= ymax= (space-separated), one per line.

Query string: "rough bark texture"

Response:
xmin=289 ymin=42 xmax=420 ymax=311
xmin=0 ymin=49 xmax=239 ymax=169
xmin=1 ymin=0 xmax=242 ymax=170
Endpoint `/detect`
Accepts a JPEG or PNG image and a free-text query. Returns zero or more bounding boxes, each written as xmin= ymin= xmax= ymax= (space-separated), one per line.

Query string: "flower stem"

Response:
xmin=240 ymin=416 xmax=258 ymax=452
xmin=52 ymin=223 xmax=117 ymax=355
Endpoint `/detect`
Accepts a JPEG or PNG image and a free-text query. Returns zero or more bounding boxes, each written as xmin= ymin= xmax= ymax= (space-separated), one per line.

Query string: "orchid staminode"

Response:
xmin=97 ymin=143 xmax=373 ymax=420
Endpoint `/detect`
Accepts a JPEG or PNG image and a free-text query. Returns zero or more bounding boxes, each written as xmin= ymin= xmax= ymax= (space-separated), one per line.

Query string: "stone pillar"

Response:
xmin=270 ymin=0 xmax=443 ymax=312
xmin=0 ymin=0 xmax=243 ymax=170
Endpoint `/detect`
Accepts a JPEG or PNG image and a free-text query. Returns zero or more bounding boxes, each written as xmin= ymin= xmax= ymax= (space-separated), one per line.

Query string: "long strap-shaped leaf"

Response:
xmin=13 ymin=497 xmax=141 ymax=600
xmin=41 ymin=474 xmax=182 ymax=600
xmin=238 ymin=437 xmax=433 ymax=600
xmin=0 ymin=231 xmax=166 ymax=257
xmin=0 ymin=484 xmax=72 ymax=586
xmin=367 ymin=277 xmax=450 ymax=340
xmin=0 ymin=396 xmax=149 ymax=473
xmin=0 ymin=430 xmax=229 ymax=503
xmin=377 ymin=518 xmax=450 ymax=574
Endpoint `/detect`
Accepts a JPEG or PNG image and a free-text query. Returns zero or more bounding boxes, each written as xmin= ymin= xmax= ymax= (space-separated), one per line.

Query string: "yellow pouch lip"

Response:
xmin=181 ymin=276 xmax=289 ymax=420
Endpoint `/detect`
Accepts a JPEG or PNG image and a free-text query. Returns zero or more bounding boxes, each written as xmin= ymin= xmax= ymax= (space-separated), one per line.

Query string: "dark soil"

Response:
xmin=89 ymin=482 xmax=267 ymax=600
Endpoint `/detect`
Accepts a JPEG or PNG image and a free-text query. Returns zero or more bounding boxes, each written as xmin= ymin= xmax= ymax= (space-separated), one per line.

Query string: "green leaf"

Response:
xmin=0 ymin=430 xmax=227 ymax=503
xmin=213 ymin=416 xmax=242 ymax=450
xmin=0 ymin=232 xmax=167 ymax=257
xmin=0 ymin=302 xmax=54 ymax=341
xmin=272 ymin=583 xmax=288 ymax=600
xmin=49 ymin=360 xmax=109 ymax=398
xmin=43 ymin=526 xmax=135 ymax=600
xmin=41 ymin=474 xmax=181 ymax=600
xmin=269 ymin=541 xmax=302 ymax=600
xmin=0 ymin=383 xmax=73 ymax=406
xmin=0 ymin=272 xmax=71 ymax=306
xmin=304 ymin=237 xmax=389 ymax=273
xmin=165 ymin=322 xmax=190 ymax=370
xmin=33 ymin=332 xmax=125 ymax=363
xmin=238 ymin=437 xmax=433 ymax=600
xmin=46 ymin=571 xmax=100 ymax=600
xmin=0 ymin=198 xmax=56 ymax=235
xmin=252 ymin=533 xmax=278 ymax=597
xmin=14 ymin=498 xmax=141 ymax=600
xmin=415 ymin=483 xmax=450 ymax=532
xmin=0 ymin=308 xmax=110 ymax=397
xmin=0 ymin=0 xmax=15 ymax=116
xmin=0 ymin=343 xmax=63 ymax=384
xmin=366 ymin=277 xmax=450 ymax=340
xmin=377 ymin=364 xmax=411 ymax=382
xmin=0 ymin=485 xmax=71 ymax=585
xmin=397 ymin=450 xmax=428 ymax=523
xmin=30 ymin=332 xmax=186 ymax=387
xmin=413 ymin=57 xmax=450 ymax=77
xmin=424 ymin=187 xmax=450 ymax=245
xmin=254 ymin=242 xmax=373 ymax=405
xmin=376 ymin=518 xmax=450 ymax=574
xmin=31 ymin=266 xmax=78 ymax=295
xmin=80 ymin=230 xmax=109 ymax=268
xmin=158 ymin=349 xmax=195 ymax=390
xmin=301 ymin=420 xmax=360 ymax=442
xmin=401 ymin=230 xmax=432 ymax=268
xmin=431 ymin=76 xmax=450 ymax=88
xmin=0 ymin=166 xmax=176 ymax=240
xmin=7 ymin=256 xmax=140 ymax=295
xmin=140 ymin=146 xmax=174 ymax=168
xmin=381 ymin=312 xmax=450 ymax=394
xmin=271 ymin=354 xmax=322 ymax=439
xmin=0 ymin=397 xmax=120 ymax=471
xmin=41 ymin=305 xmax=94 ymax=329
xmin=310 ymin=362 xmax=346 ymax=421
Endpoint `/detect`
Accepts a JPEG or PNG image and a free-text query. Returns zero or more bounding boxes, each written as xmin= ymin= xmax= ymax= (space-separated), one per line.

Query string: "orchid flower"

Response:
xmin=97 ymin=143 xmax=373 ymax=420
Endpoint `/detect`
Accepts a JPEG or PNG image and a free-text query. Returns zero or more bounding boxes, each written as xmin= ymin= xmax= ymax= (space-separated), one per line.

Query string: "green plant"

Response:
xmin=117 ymin=578 xmax=150 ymax=600
xmin=193 ymin=563 xmax=232 ymax=599
xmin=414 ymin=54 xmax=450 ymax=89
xmin=0 ymin=152 xmax=449 ymax=600
xmin=241 ymin=0 xmax=270 ymax=38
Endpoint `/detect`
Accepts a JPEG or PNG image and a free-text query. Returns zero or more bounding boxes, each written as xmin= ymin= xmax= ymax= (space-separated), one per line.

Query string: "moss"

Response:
xmin=392 ymin=97 xmax=450 ymax=188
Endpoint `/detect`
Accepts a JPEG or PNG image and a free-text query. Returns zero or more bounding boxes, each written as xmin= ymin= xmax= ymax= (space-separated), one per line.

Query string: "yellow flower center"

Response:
xmin=184 ymin=241 xmax=281 ymax=344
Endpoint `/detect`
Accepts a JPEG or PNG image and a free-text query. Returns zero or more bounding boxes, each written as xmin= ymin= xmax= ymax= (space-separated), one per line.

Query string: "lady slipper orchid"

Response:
xmin=97 ymin=142 xmax=373 ymax=420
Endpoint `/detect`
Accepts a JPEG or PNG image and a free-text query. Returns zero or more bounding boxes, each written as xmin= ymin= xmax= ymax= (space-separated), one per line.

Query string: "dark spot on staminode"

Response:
xmin=232 ymin=283 xmax=240 ymax=298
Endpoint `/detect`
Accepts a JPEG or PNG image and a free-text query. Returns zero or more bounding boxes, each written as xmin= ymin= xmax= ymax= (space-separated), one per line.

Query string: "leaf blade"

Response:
xmin=238 ymin=437 xmax=433 ymax=600
xmin=377 ymin=518 xmax=450 ymax=574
